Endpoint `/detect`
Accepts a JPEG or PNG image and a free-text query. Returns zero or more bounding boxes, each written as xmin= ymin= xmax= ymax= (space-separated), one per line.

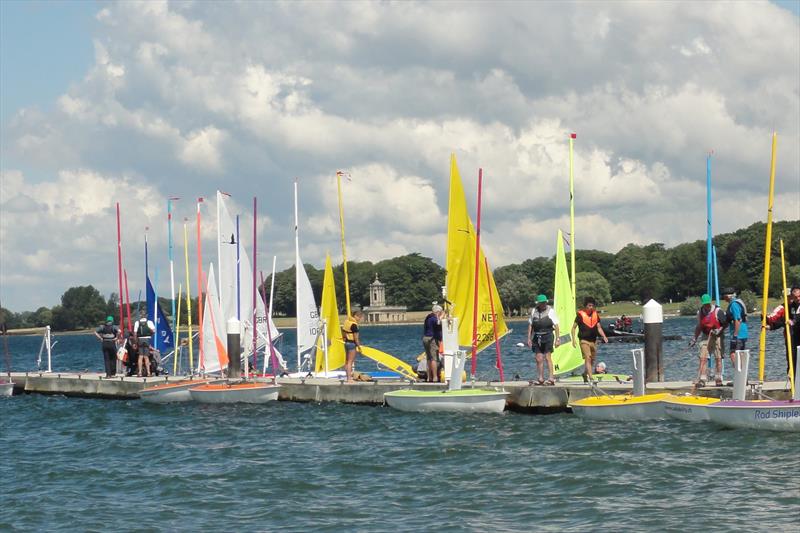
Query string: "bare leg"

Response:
xmin=535 ymin=352 xmax=544 ymax=382
xmin=427 ymin=359 xmax=436 ymax=382
xmin=345 ymin=349 xmax=356 ymax=382
xmin=545 ymin=353 xmax=555 ymax=381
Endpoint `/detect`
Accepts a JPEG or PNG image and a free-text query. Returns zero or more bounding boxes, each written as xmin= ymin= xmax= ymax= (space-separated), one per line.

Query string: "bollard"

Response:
xmin=448 ymin=349 xmax=466 ymax=391
xmin=642 ymin=300 xmax=663 ymax=383
xmin=440 ymin=317 xmax=460 ymax=383
xmin=227 ymin=317 xmax=241 ymax=379
xmin=732 ymin=350 xmax=750 ymax=401
xmin=631 ymin=348 xmax=645 ymax=396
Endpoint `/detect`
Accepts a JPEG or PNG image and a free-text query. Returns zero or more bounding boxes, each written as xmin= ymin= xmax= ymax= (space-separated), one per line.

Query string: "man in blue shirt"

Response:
xmin=722 ymin=287 xmax=748 ymax=372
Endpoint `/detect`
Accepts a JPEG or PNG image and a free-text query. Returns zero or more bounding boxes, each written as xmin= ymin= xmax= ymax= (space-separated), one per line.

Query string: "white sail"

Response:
xmin=294 ymin=181 xmax=319 ymax=369
xmin=200 ymin=264 xmax=228 ymax=374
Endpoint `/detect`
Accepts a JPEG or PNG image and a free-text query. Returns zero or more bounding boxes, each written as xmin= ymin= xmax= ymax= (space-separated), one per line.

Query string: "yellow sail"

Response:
xmin=315 ymin=254 xmax=346 ymax=373
xmin=445 ymin=154 xmax=508 ymax=351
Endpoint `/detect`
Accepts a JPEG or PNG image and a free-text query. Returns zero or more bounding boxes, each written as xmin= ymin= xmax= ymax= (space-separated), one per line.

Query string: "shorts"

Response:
xmin=422 ymin=336 xmax=440 ymax=362
xmin=729 ymin=338 xmax=746 ymax=352
xmin=580 ymin=340 xmax=597 ymax=361
xmin=531 ymin=332 xmax=554 ymax=354
xmin=699 ymin=332 xmax=724 ymax=360
xmin=344 ymin=341 xmax=357 ymax=352
xmin=137 ymin=338 xmax=151 ymax=356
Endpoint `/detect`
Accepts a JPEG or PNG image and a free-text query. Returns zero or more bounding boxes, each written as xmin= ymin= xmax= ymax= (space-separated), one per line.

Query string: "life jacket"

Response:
xmin=726 ymin=298 xmax=747 ymax=324
xmin=699 ymin=305 xmax=723 ymax=334
xmin=342 ymin=317 xmax=358 ymax=342
xmin=100 ymin=324 xmax=118 ymax=343
xmin=577 ymin=310 xmax=599 ymax=329
xmin=530 ymin=306 xmax=555 ymax=335
xmin=135 ymin=318 xmax=153 ymax=338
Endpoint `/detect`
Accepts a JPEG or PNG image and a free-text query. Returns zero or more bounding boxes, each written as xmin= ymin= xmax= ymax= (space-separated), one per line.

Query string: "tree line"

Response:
xmin=1 ymin=220 xmax=796 ymax=331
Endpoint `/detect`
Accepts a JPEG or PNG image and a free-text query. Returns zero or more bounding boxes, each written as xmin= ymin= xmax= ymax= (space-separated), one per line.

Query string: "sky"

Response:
xmin=1 ymin=0 xmax=799 ymax=312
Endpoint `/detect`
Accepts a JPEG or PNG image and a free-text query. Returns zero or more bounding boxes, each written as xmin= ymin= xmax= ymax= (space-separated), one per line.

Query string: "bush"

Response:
xmin=679 ymin=297 xmax=701 ymax=316
xmin=739 ymin=290 xmax=757 ymax=313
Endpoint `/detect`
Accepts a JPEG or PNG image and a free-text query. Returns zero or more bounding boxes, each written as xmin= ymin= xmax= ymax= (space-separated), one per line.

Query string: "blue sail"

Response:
xmin=146 ymin=274 xmax=174 ymax=353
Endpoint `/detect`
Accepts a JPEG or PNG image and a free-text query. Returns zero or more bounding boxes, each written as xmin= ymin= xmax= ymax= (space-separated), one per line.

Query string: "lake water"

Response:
xmin=1 ymin=317 xmax=798 ymax=531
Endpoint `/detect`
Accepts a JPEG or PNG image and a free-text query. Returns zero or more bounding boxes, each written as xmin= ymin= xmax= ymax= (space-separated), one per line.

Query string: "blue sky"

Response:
xmin=1 ymin=1 xmax=798 ymax=312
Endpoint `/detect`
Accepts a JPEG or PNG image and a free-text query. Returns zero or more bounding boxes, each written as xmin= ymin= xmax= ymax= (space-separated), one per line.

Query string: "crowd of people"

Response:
xmin=94 ymin=311 xmax=163 ymax=378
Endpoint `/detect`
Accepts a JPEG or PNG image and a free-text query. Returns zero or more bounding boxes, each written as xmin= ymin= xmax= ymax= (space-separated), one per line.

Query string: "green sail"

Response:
xmin=551 ymin=230 xmax=583 ymax=374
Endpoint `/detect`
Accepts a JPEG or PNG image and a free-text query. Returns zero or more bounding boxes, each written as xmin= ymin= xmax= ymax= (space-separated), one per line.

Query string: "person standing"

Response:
xmin=94 ymin=316 xmax=121 ymax=378
xmin=422 ymin=305 xmax=444 ymax=382
xmin=722 ymin=287 xmax=748 ymax=372
xmin=571 ymin=296 xmax=608 ymax=382
xmin=133 ymin=311 xmax=156 ymax=377
xmin=766 ymin=285 xmax=800 ymax=379
xmin=342 ymin=310 xmax=364 ymax=383
xmin=527 ymin=294 xmax=560 ymax=385
xmin=689 ymin=294 xmax=726 ymax=386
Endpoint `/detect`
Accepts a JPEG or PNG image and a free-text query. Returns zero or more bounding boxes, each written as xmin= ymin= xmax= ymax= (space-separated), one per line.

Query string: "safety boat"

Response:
xmin=139 ymin=378 xmax=213 ymax=403
xmin=188 ymin=381 xmax=280 ymax=404
xmin=662 ymin=394 xmax=720 ymax=422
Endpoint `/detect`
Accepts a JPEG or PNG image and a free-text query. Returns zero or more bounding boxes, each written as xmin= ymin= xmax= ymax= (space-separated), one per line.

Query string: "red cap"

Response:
xmin=570 ymin=133 xmax=577 ymax=139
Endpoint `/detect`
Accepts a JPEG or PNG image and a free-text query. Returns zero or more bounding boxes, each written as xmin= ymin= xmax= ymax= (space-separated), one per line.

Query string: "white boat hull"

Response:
xmin=140 ymin=380 xmax=212 ymax=403
xmin=189 ymin=383 xmax=280 ymax=404
xmin=707 ymin=401 xmax=800 ymax=432
xmin=662 ymin=396 xmax=719 ymax=422
xmin=0 ymin=382 xmax=13 ymax=397
xmin=384 ymin=391 xmax=508 ymax=414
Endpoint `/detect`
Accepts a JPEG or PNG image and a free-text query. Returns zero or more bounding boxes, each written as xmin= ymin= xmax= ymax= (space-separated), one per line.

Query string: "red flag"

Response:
xmin=570 ymin=133 xmax=577 ymax=139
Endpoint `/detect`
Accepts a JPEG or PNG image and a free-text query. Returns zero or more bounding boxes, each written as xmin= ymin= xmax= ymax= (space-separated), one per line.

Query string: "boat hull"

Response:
xmin=569 ymin=393 xmax=670 ymax=421
xmin=139 ymin=379 xmax=212 ymax=403
xmin=662 ymin=395 xmax=719 ymax=422
xmin=384 ymin=389 xmax=508 ymax=413
xmin=189 ymin=382 xmax=280 ymax=404
xmin=706 ymin=400 xmax=800 ymax=432
xmin=0 ymin=382 xmax=13 ymax=397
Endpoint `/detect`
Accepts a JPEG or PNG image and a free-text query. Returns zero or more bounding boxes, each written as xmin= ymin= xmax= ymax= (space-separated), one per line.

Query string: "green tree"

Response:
xmin=32 ymin=307 xmax=53 ymax=327
xmin=519 ymin=257 xmax=554 ymax=296
xmin=53 ymin=285 xmax=107 ymax=330
xmin=575 ymin=271 xmax=612 ymax=307
xmin=495 ymin=267 xmax=535 ymax=315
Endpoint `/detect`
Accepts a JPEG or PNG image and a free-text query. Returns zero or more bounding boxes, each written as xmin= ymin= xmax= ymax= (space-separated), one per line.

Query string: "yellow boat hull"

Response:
xmin=569 ymin=393 xmax=671 ymax=421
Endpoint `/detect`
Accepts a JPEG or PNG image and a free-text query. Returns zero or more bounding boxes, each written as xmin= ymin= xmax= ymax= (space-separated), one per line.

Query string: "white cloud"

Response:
xmin=1 ymin=1 xmax=798 ymax=311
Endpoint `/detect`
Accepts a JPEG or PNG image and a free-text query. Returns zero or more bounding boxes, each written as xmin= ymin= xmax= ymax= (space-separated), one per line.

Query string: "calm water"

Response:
xmin=2 ymin=318 xmax=798 ymax=532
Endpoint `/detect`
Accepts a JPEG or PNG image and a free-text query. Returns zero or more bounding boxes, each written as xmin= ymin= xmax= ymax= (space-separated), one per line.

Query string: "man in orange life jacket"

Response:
xmin=571 ymin=296 xmax=608 ymax=382
xmin=689 ymin=293 xmax=726 ymax=386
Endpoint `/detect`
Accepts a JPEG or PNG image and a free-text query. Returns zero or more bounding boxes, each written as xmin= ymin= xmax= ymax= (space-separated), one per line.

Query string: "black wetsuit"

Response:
xmin=96 ymin=324 xmax=120 ymax=377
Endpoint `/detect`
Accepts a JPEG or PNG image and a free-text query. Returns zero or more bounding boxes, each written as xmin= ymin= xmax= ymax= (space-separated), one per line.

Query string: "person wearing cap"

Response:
xmin=690 ymin=294 xmax=726 ymax=386
xmin=94 ymin=315 xmax=121 ymax=378
xmin=422 ymin=304 xmax=444 ymax=382
xmin=722 ymin=287 xmax=748 ymax=373
xmin=571 ymin=296 xmax=609 ymax=382
xmin=527 ymin=294 xmax=560 ymax=385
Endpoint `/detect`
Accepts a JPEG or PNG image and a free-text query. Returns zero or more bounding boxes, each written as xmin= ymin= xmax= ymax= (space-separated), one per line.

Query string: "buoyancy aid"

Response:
xmin=100 ymin=324 xmax=118 ymax=341
xmin=342 ymin=317 xmax=358 ymax=343
xmin=135 ymin=318 xmax=153 ymax=338
xmin=530 ymin=306 xmax=555 ymax=335
xmin=576 ymin=309 xmax=600 ymax=341
xmin=577 ymin=310 xmax=599 ymax=329
xmin=726 ymin=298 xmax=748 ymax=323
xmin=699 ymin=305 xmax=723 ymax=334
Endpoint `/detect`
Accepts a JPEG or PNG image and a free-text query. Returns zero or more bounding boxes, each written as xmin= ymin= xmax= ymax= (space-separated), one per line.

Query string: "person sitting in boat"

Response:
xmin=133 ymin=311 xmax=157 ymax=377
xmin=527 ymin=294 xmax=560 ymax=385
xmin=689 ymin=294 xmax=726 ymax=387
xmin=595 ymin=361 xmax=608 ymax=374
xmin=422 ymin=304 xmax=444 ymax=383
xmin=571 ymin=296 xmax=609 ymax=383
xmin=342 ymin=310 xmax=364 ymax=383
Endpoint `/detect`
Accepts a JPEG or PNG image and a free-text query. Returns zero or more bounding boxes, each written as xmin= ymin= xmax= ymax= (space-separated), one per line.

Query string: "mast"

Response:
xmin=183 ymin=220 xmax=194 ymax=372
xmin=168 ymin=197 xmax=179 ymax=340
xmin=336 ymin=171 xmax=352 ymax=316
xmin=123 ymin=269 xmax=131 ymax=331
xmin=252 ymin=197 xmax=258 ymax=375
xmin=712 ymin=245 xmax=720 ymax=305
xmin=294 ymin=179 xmax=302 ymax=372
xmin=266 ymin=255 xmax=278 ymax=383
xmin=470 ymin=168 xmax=483 ymax=377
xmin=758 ymin=132 xmax=777 ymax=382
xmin=115 ymin=203 xmax=125 ymax=329
xmin=236 ymin=214 xmax=241 ymax=321
xmin=706 ymin=153 xmax=713 ymax=298
xmin=216 ymin=192 xmax=223 ymax=306
xmin=485 ymin=256 xmax=504 ymax=382
xmin=569 ymin=133 xmax=577 ymax=306
xmin=174 ymin=283 xmax=182 ymax=376
xmin=196 ymin=198 xmax=204 ymax=371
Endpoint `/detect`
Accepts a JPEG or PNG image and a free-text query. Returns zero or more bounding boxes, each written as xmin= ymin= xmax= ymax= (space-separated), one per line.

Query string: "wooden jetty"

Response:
xmin=3 ymin=372 xmax=794 ymax=413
